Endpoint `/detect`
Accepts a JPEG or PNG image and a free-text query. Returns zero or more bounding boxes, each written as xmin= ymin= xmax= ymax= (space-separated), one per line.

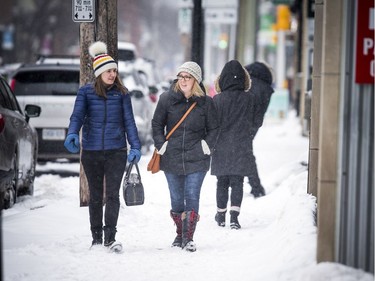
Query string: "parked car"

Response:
xmin=118 ymin=41 xmax=160 ymax=102
xmin=0 ymin=75 xmax=41 ymax=209
xmin=118 ymin=61 xmax=154 ymax=151
xmin=9 ymin=63 xmax=80 ymax=162
xmin=118 ymin=41 xmax=137 ymax=62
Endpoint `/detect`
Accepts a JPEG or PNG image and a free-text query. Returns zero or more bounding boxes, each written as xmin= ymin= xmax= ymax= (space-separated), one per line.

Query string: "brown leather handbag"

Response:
xmin=147 ymin=102 xmax=197 ymax=174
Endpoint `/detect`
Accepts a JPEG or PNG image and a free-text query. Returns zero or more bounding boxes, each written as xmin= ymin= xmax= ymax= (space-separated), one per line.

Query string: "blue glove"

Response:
xmin=64 ymin=134 xmax=80 ymax=153
xmin=128 ymin=148 xmax=141 ymax=163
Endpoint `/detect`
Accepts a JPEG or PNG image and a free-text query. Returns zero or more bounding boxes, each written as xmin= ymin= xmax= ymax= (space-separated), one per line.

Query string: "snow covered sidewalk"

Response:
xmin=2 ymin=112 xmax=373 ymax=281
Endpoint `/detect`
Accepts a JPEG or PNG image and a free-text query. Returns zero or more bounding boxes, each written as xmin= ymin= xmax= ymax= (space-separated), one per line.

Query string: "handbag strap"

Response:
xmin=125 ymin=162 xmax=141 ymax=181
xmin=166 ymin=101 xmax=197 ymax=140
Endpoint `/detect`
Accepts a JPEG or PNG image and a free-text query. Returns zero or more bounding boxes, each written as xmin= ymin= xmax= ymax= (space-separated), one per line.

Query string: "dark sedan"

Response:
xmin=0 ymin=75 xmax=41 ymax=209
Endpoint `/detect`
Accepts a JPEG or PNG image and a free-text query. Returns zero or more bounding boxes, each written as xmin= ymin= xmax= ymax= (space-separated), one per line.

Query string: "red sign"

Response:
xmin=355 ymin=1 xmax=374 ymax=84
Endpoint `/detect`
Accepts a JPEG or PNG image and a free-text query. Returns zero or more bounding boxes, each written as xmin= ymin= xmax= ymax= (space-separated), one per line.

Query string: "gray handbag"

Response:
xmin=123 ymin=162 xmax=144 ymax=206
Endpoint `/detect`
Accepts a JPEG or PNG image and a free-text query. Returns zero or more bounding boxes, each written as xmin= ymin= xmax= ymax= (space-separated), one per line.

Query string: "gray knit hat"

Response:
xmin=177 ymin=61 xmax=202 ymax=83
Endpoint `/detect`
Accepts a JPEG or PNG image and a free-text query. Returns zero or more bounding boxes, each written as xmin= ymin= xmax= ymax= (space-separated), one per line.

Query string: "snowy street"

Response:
xmin=2 ymin=112 xmax=373 ymax=281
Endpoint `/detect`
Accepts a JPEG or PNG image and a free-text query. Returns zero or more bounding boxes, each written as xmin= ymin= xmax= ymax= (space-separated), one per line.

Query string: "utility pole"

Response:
xmin=191 ymin=0 xmax=204 ymax=77
xmin=74 ymin=0 xmax=118 ymax=206
xmin=96 ymin=0 xmax=118 ymax=60
xmin=78 ymin=22 xmax=94 ymax=206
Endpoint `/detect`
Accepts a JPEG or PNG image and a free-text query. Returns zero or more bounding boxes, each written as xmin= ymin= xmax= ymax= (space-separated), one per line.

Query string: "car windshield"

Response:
xmin=118 ymin=49 xmax=135 ymax=61
xmin=13 ymin=70 xmax=79 ymax=96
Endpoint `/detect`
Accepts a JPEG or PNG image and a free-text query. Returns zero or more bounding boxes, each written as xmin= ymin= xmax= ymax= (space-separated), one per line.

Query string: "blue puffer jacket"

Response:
xmin=67 ymin=84 xmax=141 ymax=151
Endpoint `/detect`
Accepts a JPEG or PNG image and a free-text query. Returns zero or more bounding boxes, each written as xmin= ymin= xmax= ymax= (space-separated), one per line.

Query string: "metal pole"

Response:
xmin=276 ymin=30 xmax=286 ymax=89
xmin=191 ymin=0 xmax=204 ymax=78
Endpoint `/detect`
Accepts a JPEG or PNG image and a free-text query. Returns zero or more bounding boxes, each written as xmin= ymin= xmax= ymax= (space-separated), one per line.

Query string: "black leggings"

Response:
xmin=216 ymin=175 xmax=244 ymax=210
xmin=247 ymin=150 xmax=262 ymax=188
xmin=81 ymin=149 xmax=127 ymax=232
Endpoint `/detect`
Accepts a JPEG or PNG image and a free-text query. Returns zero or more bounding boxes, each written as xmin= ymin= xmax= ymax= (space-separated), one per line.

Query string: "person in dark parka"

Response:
xmin=211 ymin=60 xmax=252 ymax=229
xmin=152 ymin=61 xmax=219 ymax=252
xmin=245 ymin=62 xmax=274 ymax=198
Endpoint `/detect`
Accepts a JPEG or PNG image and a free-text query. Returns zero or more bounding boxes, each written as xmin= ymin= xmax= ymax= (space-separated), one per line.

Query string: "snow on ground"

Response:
xmin=2 ymin=111 xmax=373 ymax=281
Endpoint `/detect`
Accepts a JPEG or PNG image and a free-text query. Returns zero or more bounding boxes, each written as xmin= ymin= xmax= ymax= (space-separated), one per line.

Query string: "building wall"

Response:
xmin=312 ymin=0 xmax=374 ymax=273
xmin=337 ymin=0 xmax=374 ymax=272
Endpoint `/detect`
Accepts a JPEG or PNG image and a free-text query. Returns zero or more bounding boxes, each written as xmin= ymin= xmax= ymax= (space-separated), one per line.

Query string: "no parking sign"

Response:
xmin=355 ymin=1 xmax=375 ymax=84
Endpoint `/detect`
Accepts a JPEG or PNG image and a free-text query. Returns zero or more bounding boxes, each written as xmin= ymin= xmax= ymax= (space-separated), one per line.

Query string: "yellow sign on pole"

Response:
xmin=276 ymin=5 xmax=291 ymax=30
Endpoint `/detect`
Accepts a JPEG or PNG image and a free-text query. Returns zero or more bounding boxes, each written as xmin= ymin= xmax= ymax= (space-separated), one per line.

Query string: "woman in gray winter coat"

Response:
xmin=64 ymin=41 xmax=141 ymax=252
xmin=151 ymin=61 xmax=219 ymax=252
xmin=211 ymin=60 xmax=252 ymax=229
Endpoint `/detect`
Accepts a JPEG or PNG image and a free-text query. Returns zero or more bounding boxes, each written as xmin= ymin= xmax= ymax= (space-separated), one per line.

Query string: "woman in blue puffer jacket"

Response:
xmin=64 ymin=41 xmax=141 ymax=251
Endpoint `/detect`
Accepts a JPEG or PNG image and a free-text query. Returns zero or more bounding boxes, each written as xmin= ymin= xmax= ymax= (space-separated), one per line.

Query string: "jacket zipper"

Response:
xmin=182 ymin=99 xmax=189 ymax=173
xmin=102 ymin=99 xmax=107 ymax=150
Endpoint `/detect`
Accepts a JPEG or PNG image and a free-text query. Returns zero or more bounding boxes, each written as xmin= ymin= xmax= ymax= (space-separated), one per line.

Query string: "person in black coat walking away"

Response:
xmin=244 ymin=62 xmax=274 ymax=198
xmin=211 ymin=60 xmax=252 ymax=229
xmin=64 ymin=41 xmax=142 ymax=251
xmin=151 ymin=61 xmax=219 ymax=252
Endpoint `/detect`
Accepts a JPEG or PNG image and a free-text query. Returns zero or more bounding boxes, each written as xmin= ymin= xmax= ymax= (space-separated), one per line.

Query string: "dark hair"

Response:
xmin=94 ymin=74 xmax=128 ymax=98
xmin=245 ymin=62 xmax=273 ymax=85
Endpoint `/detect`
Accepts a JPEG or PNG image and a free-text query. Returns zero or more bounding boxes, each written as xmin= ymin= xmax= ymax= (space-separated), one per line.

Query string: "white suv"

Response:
xmin=9 ymin=63 xmax=80 ymax=162
xmin=118 ymin=41 xmax=137 ymax=62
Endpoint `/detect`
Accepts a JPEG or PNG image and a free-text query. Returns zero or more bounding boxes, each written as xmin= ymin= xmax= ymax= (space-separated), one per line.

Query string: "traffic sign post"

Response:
xmin=72 ymin=0 xmax=95 ymax=23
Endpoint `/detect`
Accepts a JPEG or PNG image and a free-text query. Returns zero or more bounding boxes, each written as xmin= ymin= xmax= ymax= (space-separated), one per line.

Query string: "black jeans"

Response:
xmin=81 ymin=149 xmax=127 ymax=232
xmin=216 ymin=175 xmax=244 ymax=211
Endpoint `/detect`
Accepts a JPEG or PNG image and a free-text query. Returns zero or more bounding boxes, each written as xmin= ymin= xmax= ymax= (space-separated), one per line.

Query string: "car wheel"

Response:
xmin=4 ymin=153 xmax=18 ymax=209
xmin=3 ymin=175 xmax=16 ymax=209
xmin=0 ymin=190 xmax=4 ymax=210
xmin=25 ymin=148 xmax=37 ymax=196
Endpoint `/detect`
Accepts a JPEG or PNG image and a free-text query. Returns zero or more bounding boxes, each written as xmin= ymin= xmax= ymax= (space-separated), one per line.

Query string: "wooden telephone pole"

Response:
xmin=77 ymin=0 xmax=118 ymax=206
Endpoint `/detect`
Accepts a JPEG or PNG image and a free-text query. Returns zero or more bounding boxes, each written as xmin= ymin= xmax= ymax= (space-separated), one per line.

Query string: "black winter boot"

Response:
xmin=181 ymin=210 xmax=199 ymax=252
xmin=91 ymin=228 xmax=103 ymax=247
xmin=103 ymin=226 xmax=117 ymax=247
xmin=251 ymin=185 xmax=266 ymax=198
xmin=215 ymin=211 xmax=226 ymax=227
xmin=170 ymin=211 xmax=183 ymax=247
xmin=230 ymin=210 xmax=241 ymax=229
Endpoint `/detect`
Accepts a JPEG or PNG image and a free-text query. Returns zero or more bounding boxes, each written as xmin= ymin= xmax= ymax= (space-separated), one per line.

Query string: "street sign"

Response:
xmin=178 ymin=8 xmax=192 ymax=34
xmin=202 ymin=0 xmax=238 ymax=8
xmin=178 ymin=0 xmax=193 ymax=8
xmin=205 ymin=8 xmax=237 ymax=24
xmin=355 ymin=1 xmax=374 ymax=84
xmin=72 ymin=0 xmax=95 ymax=22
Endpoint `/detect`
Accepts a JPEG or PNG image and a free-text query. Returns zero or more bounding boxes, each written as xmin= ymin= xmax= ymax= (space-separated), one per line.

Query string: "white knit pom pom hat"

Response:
xmin=89 ymin=41 xmax=117 ymax=77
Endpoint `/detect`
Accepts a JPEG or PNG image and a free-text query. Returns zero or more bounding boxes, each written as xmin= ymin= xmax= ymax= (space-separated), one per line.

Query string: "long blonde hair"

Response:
xmin=173 ymin=79 xmax=205 ymax=97
xmin=94 ymin=74 xmax=128 ymax=98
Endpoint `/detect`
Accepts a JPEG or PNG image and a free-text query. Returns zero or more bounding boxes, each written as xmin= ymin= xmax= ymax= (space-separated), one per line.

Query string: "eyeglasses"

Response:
xmin=177 ymin=75 xmax=193 ymax=81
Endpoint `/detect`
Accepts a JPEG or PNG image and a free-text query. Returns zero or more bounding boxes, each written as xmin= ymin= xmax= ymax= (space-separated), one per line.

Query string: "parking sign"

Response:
xmin=72 ymin=0 xmax=95 ymax=22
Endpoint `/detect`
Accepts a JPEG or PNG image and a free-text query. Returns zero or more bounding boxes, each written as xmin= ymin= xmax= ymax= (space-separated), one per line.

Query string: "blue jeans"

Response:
xmin=164 ymin=171 xmax=207 ymax=214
